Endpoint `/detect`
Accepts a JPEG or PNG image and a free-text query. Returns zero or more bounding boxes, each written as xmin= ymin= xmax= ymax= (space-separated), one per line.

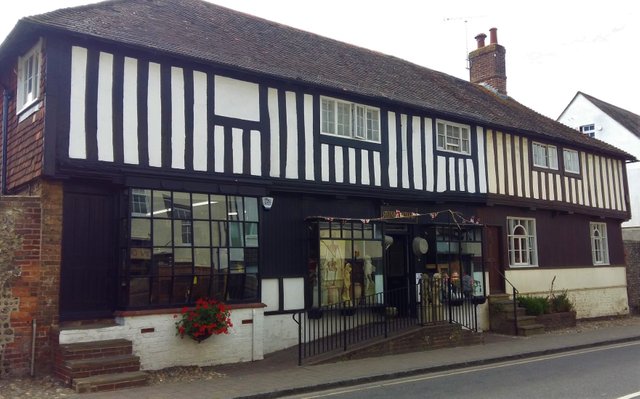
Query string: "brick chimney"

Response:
xmin=468 ymin=27 xmax=507 ymax=95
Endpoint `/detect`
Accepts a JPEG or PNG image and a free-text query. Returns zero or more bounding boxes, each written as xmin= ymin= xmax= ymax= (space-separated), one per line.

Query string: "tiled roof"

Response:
xmin=8 ymin=0 xmax=634 ymax=159
xmin=580 ymin=92 xmax=640 ymax=140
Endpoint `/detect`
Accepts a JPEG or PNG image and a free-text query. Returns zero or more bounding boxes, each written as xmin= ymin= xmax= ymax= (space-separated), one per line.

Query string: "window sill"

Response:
xmin=17 ymin=99 xmax=41 ymax=123
xmin=436 ymin=148 xmax=471 ymax=157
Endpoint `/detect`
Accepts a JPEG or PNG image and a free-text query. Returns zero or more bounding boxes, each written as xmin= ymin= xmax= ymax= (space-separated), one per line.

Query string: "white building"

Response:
xmin=558 ymin=92 xmax=640 ymax=240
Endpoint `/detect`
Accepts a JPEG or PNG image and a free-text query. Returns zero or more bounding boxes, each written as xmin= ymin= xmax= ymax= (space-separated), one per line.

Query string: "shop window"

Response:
xmin=308 ymin=220 xmax=383 ymax=308
xmin=123 ymin=189 xmax=259 ymax=308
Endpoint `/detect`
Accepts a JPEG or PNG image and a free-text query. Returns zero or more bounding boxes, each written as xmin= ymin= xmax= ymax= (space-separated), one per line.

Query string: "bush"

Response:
xmin=518 ymin=295 xmax=550 ymax=315
xmin=550 ymin=291 xmax=574 ymax=313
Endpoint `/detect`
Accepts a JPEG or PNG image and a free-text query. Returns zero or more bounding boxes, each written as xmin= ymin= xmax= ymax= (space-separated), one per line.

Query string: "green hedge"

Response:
xmin=517 ymin=295 xmax=550 ymax=315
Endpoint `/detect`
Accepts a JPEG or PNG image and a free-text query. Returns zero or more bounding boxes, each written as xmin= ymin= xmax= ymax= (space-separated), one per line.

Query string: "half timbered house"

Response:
xmin=0 ymin=0 xmax=634 ymax=377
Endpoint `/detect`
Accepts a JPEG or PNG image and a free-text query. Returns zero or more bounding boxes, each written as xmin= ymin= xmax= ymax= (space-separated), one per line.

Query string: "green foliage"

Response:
xmin=518 ymin=295 xmax=550 ymax=316
xmin=550 ymin=291 xmax=574 ymax=313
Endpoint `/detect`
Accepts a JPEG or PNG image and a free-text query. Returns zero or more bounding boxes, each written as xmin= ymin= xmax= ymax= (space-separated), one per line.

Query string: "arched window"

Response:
xmin=590 ymin=222 xmax=609 ymax=265
xmin=507 ymin=218 xmax=538 ymax=266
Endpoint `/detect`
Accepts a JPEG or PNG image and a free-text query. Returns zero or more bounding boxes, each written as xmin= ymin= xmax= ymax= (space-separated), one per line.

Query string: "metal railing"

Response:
xmin=492 ymin=266 xmax=520 ymax=335
xmin=293 ymin=275 xmax=482 ymax=365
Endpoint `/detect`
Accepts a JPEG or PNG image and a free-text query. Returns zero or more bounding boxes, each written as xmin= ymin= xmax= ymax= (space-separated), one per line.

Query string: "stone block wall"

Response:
xmin=0 ymin=180 xmax=63 ymax=377
xmin=625 ymin=240 xmax=640 ymax=314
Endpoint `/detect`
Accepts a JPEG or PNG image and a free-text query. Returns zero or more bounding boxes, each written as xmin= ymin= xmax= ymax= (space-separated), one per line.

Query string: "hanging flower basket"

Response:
xmin=175 ymin=298 xmax=233 ymax=343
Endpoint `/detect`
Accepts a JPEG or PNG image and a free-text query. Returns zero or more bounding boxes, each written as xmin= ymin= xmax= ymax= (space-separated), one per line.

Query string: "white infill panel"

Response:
xmin=458 ymin=158 xmax=465 ymax=192
xmin=437 ymin=156 xmax=447 ymax=192
xmin=69 ymin=46 xmax=88 ymax=159
xmin=147 ymin=62 xmax=162 ymax=167
xmin=373 ymin=151 xmax=381 ymax=186
xmin=361 ymin=149 xmax=370 ymax=185
xmin=232 ymin=128 xmax=243 ymax=174
xmin=171 ymin=66 xmax=185 ymax=169
xmin=285 ymin=91 xmax=298 ymax=179
xmin=485 ymin=130 xmax=496 ymax=194
xmin=283 ymin=278 xmax=305 ymax=310
xmin=250 ymin=130 xmax=261 ymax=176
xmin=532 ymin=171 xmax=539 ymax=199
xmin=425 ymin=118 xmax=435 ymax=192
xmin=505 ymin=134 xmax=513 ymax=196
xmin=304 ymin=94 xmax=314 ymax=181
xmin=522 ymin=137 xmax=531 ymax=198
xmin=387 ymin=112 xmax=398 ymax=188
xmin=466 ymin=158 xmax=475 ymax=193
xmin=214 ymin=125 xmax=224 ymax=173
xmin=268 ymin=88 xmax=280 ymax=178
xmin=335 ymin=146 xmax=344 ymax=183
xmin=349 ymin=148 xmax=356 ymax=184
xmin=496 ymin=132 xmax=505 ymax=195
xmin=122 ymin=57 xmax=139 ymax=165
xmin=214 ymin=75 xmax=259 ymax=121
xmin=321 ymin=144 xmax=330 ymax=182
xmin=476 ymin=127 xmax=487 ymax=194
xmin=412 ymin=116 xmax=423 ymax=190
xmin=97 ymin=52 xmax=114 ymax=162
xmin=449 ymin=157 xmax=456 ymax=191
xmin=192 ymin=71 xmax=208 ymax=171
xmin=401 ymin=114 xmax=409 ymax=189
xmin=595 ymin=156 xmax=603 ymax=208
xmin=555 ymin=174 xmax=562 ymax=202
xmin=514 ymin=135 xmax=522 ymax=197
xmin=261 ymin=279 xmax=279 ymax=312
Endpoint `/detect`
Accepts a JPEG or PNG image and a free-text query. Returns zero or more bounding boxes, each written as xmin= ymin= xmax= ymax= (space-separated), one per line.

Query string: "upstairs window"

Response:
xmin=563 ymin=149 xmax=580 ymax=174
xmin=532 ymin=142 xmax=558 ymax=170
xmin=321 ymin=96 xmax=380 ymax=143
xmin=507 ymin=217 xmax=538 ymax=267
xmin=580 ymin=124 xmax=595 ymax=138
xmin=17 ymin=42 xmax=42 ymax=114
xmin=436 ymin=120 xmax=471 ymax=155
xmin=590 ymin=222 xmax=609 ymax=265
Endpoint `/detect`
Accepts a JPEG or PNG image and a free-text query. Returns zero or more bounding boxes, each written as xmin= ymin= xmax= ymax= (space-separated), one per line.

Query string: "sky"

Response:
xmin=1 ymin=0 xmax=638 ymax=120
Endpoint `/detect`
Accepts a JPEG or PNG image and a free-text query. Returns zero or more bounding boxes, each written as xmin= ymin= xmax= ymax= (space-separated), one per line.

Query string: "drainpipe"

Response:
xmin=1 ymin=87 xmax=10 ymax=195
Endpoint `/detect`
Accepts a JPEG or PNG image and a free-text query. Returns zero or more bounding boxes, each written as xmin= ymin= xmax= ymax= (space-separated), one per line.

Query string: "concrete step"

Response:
xmin=518 ymin=323 xmax=545 ymax=336
xmin=57 ymin=354 xmax=141 ymax=384
xmin=57 ymin=339 xmax=132 ymax=360
xmin=73 ymin=371 xmax=148 ymax=393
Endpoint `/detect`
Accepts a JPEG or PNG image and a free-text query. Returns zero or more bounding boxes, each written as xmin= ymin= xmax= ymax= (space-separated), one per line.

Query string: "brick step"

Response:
xmin=57 ymin=339 xmax=133 ymax=361
xmin=506 ymin=315 xmax=538 ymax=325
xmin=56 ymin=354 xmax=141 ymax=384
xmin=73 ymin=371 xmax=148 ymax=393
xmin=518 ymin=323 xmax=545 ymax=336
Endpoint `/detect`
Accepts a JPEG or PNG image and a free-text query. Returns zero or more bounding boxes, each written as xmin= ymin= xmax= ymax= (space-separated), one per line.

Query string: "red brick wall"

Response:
xmin=0 ymin=179 xmax=62 ymax=376
xmin=0 ymin=39 xmax=46 ymax=194
xmin=469 ymin=43 xmax=507 ymax=95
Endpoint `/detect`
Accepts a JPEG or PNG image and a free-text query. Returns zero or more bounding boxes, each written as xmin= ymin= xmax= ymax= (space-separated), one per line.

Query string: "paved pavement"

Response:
xmin=83 ymin=321 xmax=640 ymax=399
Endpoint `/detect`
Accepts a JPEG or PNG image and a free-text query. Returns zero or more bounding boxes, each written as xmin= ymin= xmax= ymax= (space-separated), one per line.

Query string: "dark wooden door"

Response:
xmin=385 ymin=234 xmax=410 ymax=315
xmin=484 ymin=226 xmax=505 ymax=294
xmin=60 ymin=187 xmax=118 ymax=321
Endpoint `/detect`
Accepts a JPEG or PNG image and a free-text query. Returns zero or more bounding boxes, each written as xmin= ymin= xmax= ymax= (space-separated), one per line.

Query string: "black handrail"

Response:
xmin=492 ymin=266 xmax=520 ymax=335
xmin=293 ymin=276 xmax=481 ymax=365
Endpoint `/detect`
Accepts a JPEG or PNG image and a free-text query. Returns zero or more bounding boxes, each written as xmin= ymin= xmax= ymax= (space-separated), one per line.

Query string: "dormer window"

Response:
xmin=579 ymin=124 xmax=595 ymax=138
xmin=320 ymin=96 xmax=380 ymax=143
xmin=17 ymin=41 xmax=42 ymax=115
xmin=532 ymin=142 xmax=558 ymax=170
xmin=436 ymin=120 xmax=471 ymax=155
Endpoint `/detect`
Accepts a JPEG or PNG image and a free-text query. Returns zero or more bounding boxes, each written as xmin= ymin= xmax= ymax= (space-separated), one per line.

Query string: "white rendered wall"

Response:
xmin=558 ymin=94 xmax=640 ymax=228
xmin=59 ymin=307 xmax=264 ymax=370
xmin=506 ymin=267 xmax=629 ymax=318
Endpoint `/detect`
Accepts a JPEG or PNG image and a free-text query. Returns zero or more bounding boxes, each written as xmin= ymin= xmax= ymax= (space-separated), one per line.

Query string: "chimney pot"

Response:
xmin=489 ymin=27 xmax=498 ymax=44
xmin=475 ymin=33 xmax=487 ymax=49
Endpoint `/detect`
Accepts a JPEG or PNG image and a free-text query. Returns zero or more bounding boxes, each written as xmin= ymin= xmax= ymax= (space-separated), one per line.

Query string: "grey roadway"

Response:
xmin=81 ymin=319 xmax=640 ymax=399
xmin=282 ymin=341 xmax=640 ymax=398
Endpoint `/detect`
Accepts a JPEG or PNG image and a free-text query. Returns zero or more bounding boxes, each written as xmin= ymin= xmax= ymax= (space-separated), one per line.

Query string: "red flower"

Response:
xmin=175 ymin=297 xmax=233 ymax=342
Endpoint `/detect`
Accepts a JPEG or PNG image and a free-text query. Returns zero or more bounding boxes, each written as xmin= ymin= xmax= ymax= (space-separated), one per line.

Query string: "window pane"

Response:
xmin=153 ymin=219 xmax=172 ymax=246
xmin=192 ymin=193 xmax=210 ymax=219
xmin=212 ymin=221 xmax=228 ymax=247
xmin=337 ymin=102 xmax=351 ymax=136
xmin=173 ymin=192 xmax=191 ymax=218
xmin=322 ymin=98 xmax=336 ymax=134
xmin=210 ymin=195 xmax=227 ymax=220
xmin=229 ymin=248 xmax=245 ymax=273
xmin=153 ymin=191 xmax=172 ymax=218
xmin=173 ymin=220 xmax=192 ymax=246
xmin=245 ymin=222 xmax=258 ymax=247
xmin=228 ymin=196 xmax=244 ymax=221
xmin=244 ymin=197 xmax=259 ymax=221
xmin=355 ymin=105 xmax=365 ymax=138
xmin=193 ymin=221 xmax=210 ymax=246
xmin=131 ymin=218 xmax=151 ymax=245
xmin=174 ymin=248 xmax=193 ymax=274
xmin=229 ymin=222 xmax=244 ymax=246
xmin=131 ymin=189 xmax=151 ymax=215
xmin=367 ymin=108 xmax=380 ymax=141
xmin=194 ymin=248 xmax=211 ymax=269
